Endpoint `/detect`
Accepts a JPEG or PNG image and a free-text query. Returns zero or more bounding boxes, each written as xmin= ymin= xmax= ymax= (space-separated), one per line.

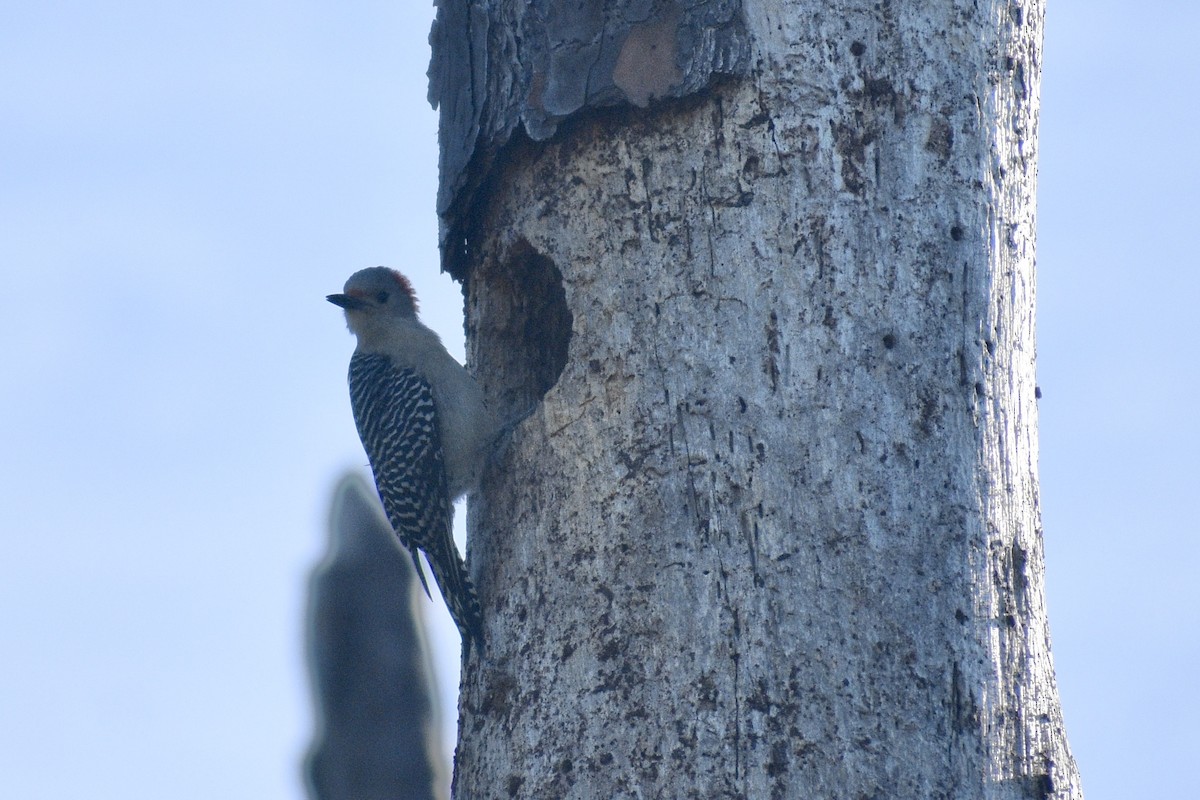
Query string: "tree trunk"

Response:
xmin=435 ymin=1 xmax=1081 ymax=797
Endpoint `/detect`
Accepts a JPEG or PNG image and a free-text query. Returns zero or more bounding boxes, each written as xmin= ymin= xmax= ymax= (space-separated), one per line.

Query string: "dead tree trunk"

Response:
xmin=430 ymin=1 xmax=1081 ymax=797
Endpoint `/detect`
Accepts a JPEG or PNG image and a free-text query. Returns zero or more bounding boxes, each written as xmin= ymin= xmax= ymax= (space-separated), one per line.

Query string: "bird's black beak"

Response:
xmin=327 ymin=293 xmax=368 ymax=310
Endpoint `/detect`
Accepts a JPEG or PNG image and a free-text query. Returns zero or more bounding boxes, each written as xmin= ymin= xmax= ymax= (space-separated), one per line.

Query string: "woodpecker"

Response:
xmin=328 ymin=266 xmax=497 ymax=654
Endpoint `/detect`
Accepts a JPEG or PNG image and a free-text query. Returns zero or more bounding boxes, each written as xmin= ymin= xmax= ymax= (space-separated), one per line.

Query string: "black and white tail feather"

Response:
xmin=348 ymin=351 xmax=484 ymax=655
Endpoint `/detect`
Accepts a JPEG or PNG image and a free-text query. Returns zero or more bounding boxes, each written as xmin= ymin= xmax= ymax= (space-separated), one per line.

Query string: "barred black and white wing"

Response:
xmin=347 ymin=351 xmax=484 ymax=651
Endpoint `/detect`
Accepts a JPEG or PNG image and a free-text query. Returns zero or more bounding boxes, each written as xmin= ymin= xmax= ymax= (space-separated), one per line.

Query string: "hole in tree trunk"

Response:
xmin=472 ymin=240 xmax=572 ymax=416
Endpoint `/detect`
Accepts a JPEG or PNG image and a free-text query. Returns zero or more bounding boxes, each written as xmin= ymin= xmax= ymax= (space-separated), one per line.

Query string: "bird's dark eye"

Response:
xmin=376 ymin=291 xmax=390 ymax=304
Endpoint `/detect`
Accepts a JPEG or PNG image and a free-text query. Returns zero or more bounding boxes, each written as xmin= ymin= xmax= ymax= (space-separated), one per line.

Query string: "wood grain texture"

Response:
xmin=449 ymin=0 xmax=1081 ymax=797
xmin=428 ymin=0 xmax=749 ymax=278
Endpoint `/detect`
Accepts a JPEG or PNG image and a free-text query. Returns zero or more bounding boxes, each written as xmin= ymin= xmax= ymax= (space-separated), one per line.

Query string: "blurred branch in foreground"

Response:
xmin=304 ymin=471 xmax=446 ymax=800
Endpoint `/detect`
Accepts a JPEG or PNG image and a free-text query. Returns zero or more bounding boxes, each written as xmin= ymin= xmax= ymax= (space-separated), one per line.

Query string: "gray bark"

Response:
xmin=428 ymin=0 xmax=749 ymax=277
xmin=440 ymin=1 xmax=1081 ymax=797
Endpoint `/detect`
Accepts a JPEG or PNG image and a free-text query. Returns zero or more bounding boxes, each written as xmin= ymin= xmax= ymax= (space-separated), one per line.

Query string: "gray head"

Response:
xmin=327 ymin=267 xmax=419 ymax=338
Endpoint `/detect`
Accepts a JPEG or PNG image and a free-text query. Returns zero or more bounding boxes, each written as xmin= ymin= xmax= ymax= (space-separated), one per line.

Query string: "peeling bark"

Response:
xmin=442 ymin=0 xmax=1081 ymax=797
xmin=428 ymin=0 xmax=749 ymax=277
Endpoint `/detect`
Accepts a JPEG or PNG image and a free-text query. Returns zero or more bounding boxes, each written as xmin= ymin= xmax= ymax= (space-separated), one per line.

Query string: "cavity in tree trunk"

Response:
xmin=430 ymin=1 xmax=1081 ymax=797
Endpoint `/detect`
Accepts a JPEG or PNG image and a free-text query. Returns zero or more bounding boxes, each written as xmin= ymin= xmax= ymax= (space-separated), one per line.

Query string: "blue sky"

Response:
xmin=1 ymin=2 xmax=1195 ymax=798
